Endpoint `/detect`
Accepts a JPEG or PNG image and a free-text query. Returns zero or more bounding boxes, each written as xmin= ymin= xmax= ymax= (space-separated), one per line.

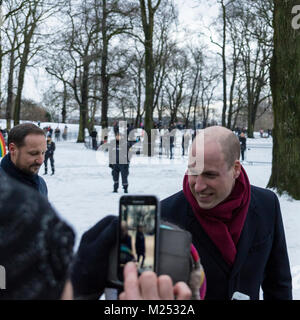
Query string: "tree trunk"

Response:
xmin=77 ymin=62 xmax=89 ymax=143
xmin=6 ymin=45 xmax=15 ymax=130
xmin=267 ymin=0 xmax=300 ymax=200
xmin=140 ymin=0 xmax=161 ymax=156
xmin=62 ymin=82 xmax=67 ymax=123
xmin=13 ymin=16 xmax=36 ymax=126
xmin=100 ymin=0 xmax=109 ymax=138
xmin=221 ymin=0 xmax=227 ymax=127
xmin=13 ymin=54 xmax=28 ymax=125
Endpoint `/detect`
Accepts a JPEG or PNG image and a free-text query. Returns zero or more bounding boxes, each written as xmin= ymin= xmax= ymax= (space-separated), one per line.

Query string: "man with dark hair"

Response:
xmin=160 ymin=126 xmax=292 ymax=300
xmin=0 ymin=123 xmax=48 ymax=197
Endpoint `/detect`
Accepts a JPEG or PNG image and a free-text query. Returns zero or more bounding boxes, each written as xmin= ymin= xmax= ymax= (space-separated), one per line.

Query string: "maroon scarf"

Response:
xmin=183 ymin=166 xmax=251 ymax=266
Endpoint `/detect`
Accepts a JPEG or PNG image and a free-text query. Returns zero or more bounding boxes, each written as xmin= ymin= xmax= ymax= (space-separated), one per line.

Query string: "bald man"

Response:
xmin=161 ymin=126 xmax=292 ymax=300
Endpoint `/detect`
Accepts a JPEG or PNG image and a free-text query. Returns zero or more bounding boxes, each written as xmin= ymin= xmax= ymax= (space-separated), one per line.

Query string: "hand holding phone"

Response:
xmin=118 ymin=195 xmax=160 ymax=282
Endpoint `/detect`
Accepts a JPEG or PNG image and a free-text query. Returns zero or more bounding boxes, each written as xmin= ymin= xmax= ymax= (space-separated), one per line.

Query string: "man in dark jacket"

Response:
xmin=108 ymin=132 xmax=133 ymax=193
xmin=239 ymin=132 xmax=247 ymax=161
xmin=161 ymin=126 xmax=292 ymax=300
xmin=135 ymin=225 xmax=145 ymax=268
xmin=0 ymin=123 xmax=48 ymax=198
xmin=90 ymin=128 xmax=98 ymax=150
xmin=44 ymin=136 xmax=56 ymax=175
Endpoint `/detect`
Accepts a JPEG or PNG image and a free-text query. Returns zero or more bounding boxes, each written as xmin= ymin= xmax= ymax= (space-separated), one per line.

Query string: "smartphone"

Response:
xmin=117 ymin=195 xmax=160 ymax=282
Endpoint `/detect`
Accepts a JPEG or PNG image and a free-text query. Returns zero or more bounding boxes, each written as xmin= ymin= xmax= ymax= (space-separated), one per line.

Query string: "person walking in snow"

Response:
xmin=109 ymin=132 xmax=132 ymax=193
xmin=135 ymin=224 xmax=145 ymax=269
xmin=239 ymin=132 xmax=247 ymax=161
xmin=44 ymin=136 xmax=56 ymax=175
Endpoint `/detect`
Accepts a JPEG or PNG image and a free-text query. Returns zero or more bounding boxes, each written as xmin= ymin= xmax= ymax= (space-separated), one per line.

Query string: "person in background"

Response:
xmin=109 ymin=132 xmax=132 ymax=193
xmin=135 ymin=224 xmax=145 ymax=269
xmin=90 ymin=128 xmax=98 ymax=151
xmin=182 ymin=130 xmax=191 ymax=156
xmin=62 ymin=125 xmax=68 ymax=141
xmin=239 ymin=132 xmax=247 ymax=161
xmin=44 ymin=136 xmax=56 ymax=176
xmin=54 ymin=127 xmax=61 ymax=142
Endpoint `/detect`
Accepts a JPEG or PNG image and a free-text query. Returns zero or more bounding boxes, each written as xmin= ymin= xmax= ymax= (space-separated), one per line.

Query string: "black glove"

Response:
xmin=70 ymin=215 xmax=118 ymax=299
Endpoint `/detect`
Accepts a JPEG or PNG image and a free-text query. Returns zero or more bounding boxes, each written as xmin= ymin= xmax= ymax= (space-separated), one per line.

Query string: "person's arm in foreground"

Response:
xmin=119 ymin=262 xmax=191 ymax=300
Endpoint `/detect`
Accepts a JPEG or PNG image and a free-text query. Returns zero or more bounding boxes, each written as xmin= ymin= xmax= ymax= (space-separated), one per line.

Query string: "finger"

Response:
xmin=173 ymin=282 xmax=192 ymax=300
xmin=123 ymin=262 xmax=141 ymax=300
xmin=139 ymin=271 xmax=159 ymax=300
xmin=119 ymin=292 xmax=126 ymax=300
xmin=157 ymin=275 xmax=174 ymax=300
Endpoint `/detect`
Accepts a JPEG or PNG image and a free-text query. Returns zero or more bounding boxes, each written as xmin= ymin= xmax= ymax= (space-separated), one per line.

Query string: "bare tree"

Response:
xmin=267 ymin=0 xmax=300 ymax=200
xmin=11 ymin=0 xmax=67 ymax=125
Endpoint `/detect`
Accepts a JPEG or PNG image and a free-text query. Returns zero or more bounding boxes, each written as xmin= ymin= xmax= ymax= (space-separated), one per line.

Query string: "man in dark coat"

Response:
xmin=44 ymin=136 xmax=56 ymax=175
xmin=90 ymin=128 xmax=98 ymax=150
xmin=0 ymin=123 xmax=48 ymax=198
xmin=239 ymin=132 xmax=247 ymax=161
xmin=108 ymin=132 xmax=133 ymax=193
xmin=161 ymin=126 xmax=292 ymax=300
xmin=135 ymin=225 xmax=145 ymax=268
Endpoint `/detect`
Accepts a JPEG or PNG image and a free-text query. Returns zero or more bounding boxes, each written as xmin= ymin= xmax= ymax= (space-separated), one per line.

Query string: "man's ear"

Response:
xmin=8 ymin=143 xmax=17 ymax=155
xmin=233 ymin=160 xmax=241 ymax=179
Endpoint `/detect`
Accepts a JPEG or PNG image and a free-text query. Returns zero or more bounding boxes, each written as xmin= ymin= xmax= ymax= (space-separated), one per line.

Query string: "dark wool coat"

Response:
xmin=161 ymin=186 xmax=292 ymax=300
xmin=0 ymin=154 xmax=48 ymax=198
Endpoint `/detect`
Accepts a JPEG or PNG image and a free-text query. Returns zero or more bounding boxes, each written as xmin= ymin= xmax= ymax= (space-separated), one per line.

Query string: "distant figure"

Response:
xmin=135 ymin=225 xmax=145 ymax=269
xmin=109 ymin=133 xmax=132 ymax=193
xmin=90 ymin=128 xmax=98 ymax=150
xmin=239 ymin=132 xmax=247 ymax=161
xmin=48 ymin=126 xmax=53 ymax=138
xmin=169 ymin=123 xmax=176 ymax=159
xmin=162 ymin=129 xmax=170 ymax=158
xmin=62 ymin=125 xmax=68 ymax=141
xmin=54 ymin=127 xmax=61 ymax=141
xmin=182 ymin=130 xmax=191 ymax=156
xmin=267 ymin=129 xmax=272 ymax=137
xmin=44 ymin=136 xmax=56 ymax=175
xmin=260 ymin=129 xmax=264 ymax=138
xmin=113 ymin=121 xmax=119 ymax=136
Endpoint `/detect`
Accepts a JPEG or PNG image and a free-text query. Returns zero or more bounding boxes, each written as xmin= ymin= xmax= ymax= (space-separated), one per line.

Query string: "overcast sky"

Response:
xmin=22 ymin=0 xmax=221 ymax=104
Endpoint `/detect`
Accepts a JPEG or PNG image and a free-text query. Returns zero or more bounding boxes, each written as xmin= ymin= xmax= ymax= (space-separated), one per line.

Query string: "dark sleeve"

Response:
xmin=39 ymin=178 xmax=48 ymax=198
xmin=262 ymin=193 xmax=292 ymax=300
xmin=52 ymin=142 xmax=56 ymax=152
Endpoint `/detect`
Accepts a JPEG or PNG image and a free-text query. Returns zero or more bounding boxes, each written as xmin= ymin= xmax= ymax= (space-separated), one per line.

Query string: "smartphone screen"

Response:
xmin=118 ymin=196 xmax=159 ymax=282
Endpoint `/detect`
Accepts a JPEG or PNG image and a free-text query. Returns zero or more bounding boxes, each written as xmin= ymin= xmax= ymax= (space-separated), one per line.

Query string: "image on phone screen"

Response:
xmin=118 ymin=202 xmax=157 ymax=282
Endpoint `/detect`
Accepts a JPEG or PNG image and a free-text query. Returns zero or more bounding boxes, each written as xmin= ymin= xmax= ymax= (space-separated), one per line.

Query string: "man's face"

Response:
xmin=9 ymin=134 xmax=47 ymax=175
xmin=188 ymin=141 xmax=240 ymax=209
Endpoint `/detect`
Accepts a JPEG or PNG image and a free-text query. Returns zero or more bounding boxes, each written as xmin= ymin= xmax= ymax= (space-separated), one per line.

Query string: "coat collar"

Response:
xmin=185 ymin=186 xmax=258 ymax=276
xmin=230 ymin=189 xmax=258 ymax=278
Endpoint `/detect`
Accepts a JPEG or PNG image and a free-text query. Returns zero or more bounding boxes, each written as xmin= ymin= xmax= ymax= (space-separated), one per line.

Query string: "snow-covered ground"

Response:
xmin=1 ymin=120 xmax=300 ymax=299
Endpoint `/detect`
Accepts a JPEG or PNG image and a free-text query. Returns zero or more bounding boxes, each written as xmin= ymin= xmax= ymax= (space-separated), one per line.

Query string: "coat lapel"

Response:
xmin=186 ymin=207 xmax=231 ymax=274
xmin=230 ymin=189 xmax=258 ymax=278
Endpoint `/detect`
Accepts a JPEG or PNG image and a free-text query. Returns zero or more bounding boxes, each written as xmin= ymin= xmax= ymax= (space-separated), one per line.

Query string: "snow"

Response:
xmin=1 ymin=120 xmax=300 ymax=299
